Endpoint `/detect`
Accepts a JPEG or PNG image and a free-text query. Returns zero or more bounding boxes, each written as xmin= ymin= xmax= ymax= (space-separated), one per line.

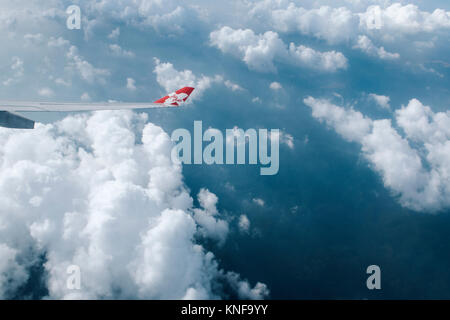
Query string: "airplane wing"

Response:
xmin=0 ymin=87 xmax=194 ymax=129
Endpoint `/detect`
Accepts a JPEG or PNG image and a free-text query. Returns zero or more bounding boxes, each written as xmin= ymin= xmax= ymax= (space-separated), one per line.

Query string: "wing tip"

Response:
xmin=154 ymin=87 xmax=195 ymax=105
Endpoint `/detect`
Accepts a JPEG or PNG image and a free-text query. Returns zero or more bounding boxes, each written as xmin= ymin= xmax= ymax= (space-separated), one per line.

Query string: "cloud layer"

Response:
xmin=305 ymin=97 xmax=450 ymax=212
xmin=0 ymin=111 xmax=268 ymax=299
xmin=210 ymin=26 xmax=348 ymax=73
xmin=250 ymin=1 xmax=450 ymax=41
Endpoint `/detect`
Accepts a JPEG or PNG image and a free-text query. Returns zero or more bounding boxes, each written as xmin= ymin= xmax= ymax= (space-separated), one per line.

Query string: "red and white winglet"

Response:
xmin=154 ymin=87 xmax=195 ymax=106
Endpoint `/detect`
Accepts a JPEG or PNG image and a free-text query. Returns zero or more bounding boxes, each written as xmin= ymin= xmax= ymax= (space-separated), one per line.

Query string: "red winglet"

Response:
xmin=154 ymin=87 xmax=195 ymax=106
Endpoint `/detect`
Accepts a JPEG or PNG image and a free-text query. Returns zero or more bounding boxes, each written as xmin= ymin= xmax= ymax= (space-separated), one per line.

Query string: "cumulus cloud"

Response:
xmin=109 ymin=44 xmax=135 ymax=58
xmin=66 ymin=46 xmax=110 ymax=84
xmin=304 ymin=96 xmax=450 ymax=212
xmin=24 ymin=33 xmax=44 ymax=46
xmin=252 ymin=198 xmax=265 ymax=207
xmin=269 ymin=82 xmax=282 ymax=90
xmin=108 ymin=27 xmax=120 ymax=40
xmin=353 ymin=35 xmax=400 ymax=60
xmin=209 ymin=26 xmax=347 ymax=73
xmin=224 ymin=80 xmax=244 ymax=92
xmin=38 ymin=87 xmax=54 ymax=97
xmin=48 ymin=36 xmax=69 ymax=48
xmin=238 ymin=214 xmax=250 ymax=233
xmin=55 ymin=78 xmax=71 ymax=87
xmin=1 ymin=1 xmax=192 ymax=39
xmin=0 ymin=111 xmax=267 ymax=299
xmin=251 ymin=1 xmax=450 ymax=41
xmin=225 ymin=271 xmax=269 ymax=299
xmin=2 ymin=57 xmax=24 ymax=86
xmin=126 ymin=78 xmax=137 ymax=91
xmin=253 ymin=3 xmax=358 ymax=44
xmin=359 ymin=3 xmax=450 ymax=35
xmin=81 ymin=93 xmax=91 ymax=101
xmin=252 ymin=97 xmax=262 ymax=104
xmin=153 ymin=58 xmax=241 ymax=101
xmin=153 ymin=58 xmax=222 ymax=101
xmin=304 ymin=97 xmax=372 ymax=142
xmin=0 ymin=0 xmax=64 ymax=31
xmin=280 ymin=132 xmax=294 ymax=149
xmin=193 ymin=189 xmax=229 ymax=246
xmin=269 ymin=130 xmax=294 ymax=149
xmin=369 ymin=93 xmax=390 ymax=109
xmin=248 ymin=1 xmax=449 ymax=62
xmin=84 ymin=0 xmax=199 ymax=35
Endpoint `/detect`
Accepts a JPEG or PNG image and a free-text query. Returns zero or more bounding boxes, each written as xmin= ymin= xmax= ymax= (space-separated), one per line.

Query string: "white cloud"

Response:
xmin=0 ymin=111 xmax=267 ymax=299
xmin=353 ymin=35 xmax=400 ymax=59
xmin=108 ymin=27 xmax=120 ymax=40
xmin=238 ymin=214 xmax=250 ymax=233
xmin=270 ymin=130 xmax=294 ymax=149
xmin=109 ymin=44 xmax=135 ymax=58
xmin=48 ymin=36 xmax=69 ymax=48
xmin=24 ymin=33 xmax=44 ymax=45
xmin=81 ymin=93 xmax=91 ymax=101
xmin=251 ymin=2 xmax=450 ymax=41
xmin=395 ymin=98 xmax=450 ymax=146
xmin=224 ymin=80 xmax=244 ymax=91
xmin=2 ymin=57 xmax=24 ymax=86
xmin=252 ymin=97 xmax=262 ymax=104
xmin=231 ymin=275 xmax=269 ymax=299
xmin=252 ymin=198 xmax=265 ymax=207
xmin=225 ymin=272 xmax=269 ymax=299
xmin=55 ymin=78 xmax=71 ymax=87
xmin=210 ymin=26 xmax=347 ymax=73
xmin=257 ymin=3 xmax=358 ymax=44
xmin=269 ymin=82 xmax=282 ymax=90
xmin=66 ymin=46 xmax=110 ymax=84
xmin=154 ymin=58 xmax=225 ymax=101
xmin=193 ymin=189 xmax=229 ymax=246
xmin=304 ymin=96 xmax=450 ymax=212
xmin=198 ymin=188 xmax=219 ymax=215
xmin=126 ymin=2 xmax=189 ymax=34
xmin=369 ymin=93 xmax=390 ymax=109
xmin=38 ymin=87 xmax=54 ymax=97
xmin=304 ymin=96 xmax=372 ymax=142
xmin=359 ymin=3 xmax=450 ymax=34
xmin=126 ymin=78 xmax=137 ymax=91
xmin=281 ymin=132 xmax=294 ymax=149
xmin=84 ymin=0 xmax=195 ymax=35
xmin=248 ymin=1 xmax=449 ymax=61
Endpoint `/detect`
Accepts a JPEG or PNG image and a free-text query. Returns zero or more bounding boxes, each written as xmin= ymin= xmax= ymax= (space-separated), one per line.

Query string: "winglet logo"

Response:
xmin=154 ymin=87 xmax=195 ymax=106
xmin=165 ymin=92 xmax=189 ymax=106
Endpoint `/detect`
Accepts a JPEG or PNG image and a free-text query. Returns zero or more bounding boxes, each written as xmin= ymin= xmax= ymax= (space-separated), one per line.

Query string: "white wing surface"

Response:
xmin=0 ymin=101 xmax=169 ymax=112
xmin=0 ymin=87 xmax=195 ymax=129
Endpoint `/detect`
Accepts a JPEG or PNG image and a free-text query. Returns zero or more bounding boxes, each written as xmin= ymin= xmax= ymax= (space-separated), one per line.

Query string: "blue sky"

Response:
xmin=0 ymin=0 xmax=449 ymax=299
